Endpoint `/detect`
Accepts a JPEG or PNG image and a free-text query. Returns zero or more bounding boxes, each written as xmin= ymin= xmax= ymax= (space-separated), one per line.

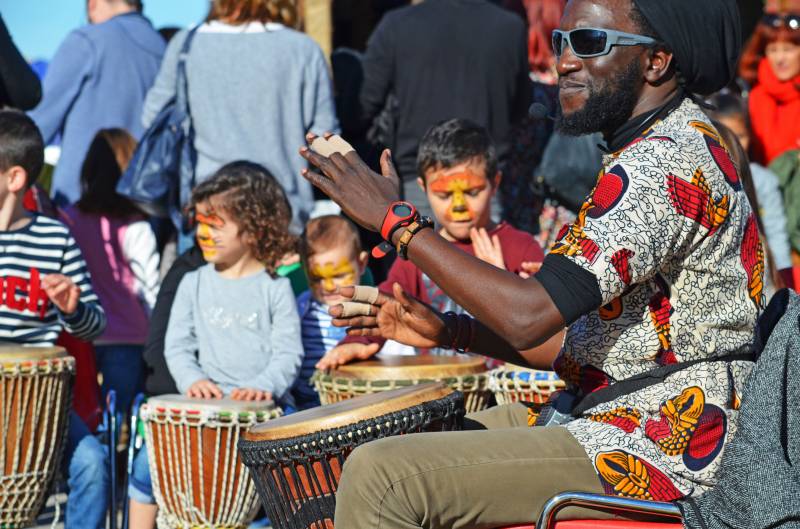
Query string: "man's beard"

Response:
xmin=556 ymin=58 xmax=642 ymax=136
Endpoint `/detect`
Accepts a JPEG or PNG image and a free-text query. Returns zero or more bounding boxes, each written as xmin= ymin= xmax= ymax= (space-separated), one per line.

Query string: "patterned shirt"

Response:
xmin=293 ymin=290 xmax=348 ymax=409
xmin=539 ymin=98 xmax=762 ymax=500
xmin=0 ymin=214 xmax=106 ymax=346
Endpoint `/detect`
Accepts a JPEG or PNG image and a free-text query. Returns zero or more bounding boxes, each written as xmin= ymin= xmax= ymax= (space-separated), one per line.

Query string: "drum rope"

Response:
xmin=143 ymin=405 xmax=279 ymax=529
xmin=239 ymin=391 xmax=465 ymax=529
xmin=313 ymin=373 xmax=491 ymax=413
xmin=0 ymin=358 xmax=73 ymax=527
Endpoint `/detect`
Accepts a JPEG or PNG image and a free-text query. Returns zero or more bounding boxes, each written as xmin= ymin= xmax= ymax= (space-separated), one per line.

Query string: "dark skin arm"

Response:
xmin=331 ymin=283 xmax=563 ymax=369
xmin=301 ymin=143 xmax=564 ymax=352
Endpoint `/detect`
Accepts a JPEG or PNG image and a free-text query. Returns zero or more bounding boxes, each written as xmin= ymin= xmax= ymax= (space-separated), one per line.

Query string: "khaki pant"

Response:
xmin=334 ymin=403 xmax=606 ymax=529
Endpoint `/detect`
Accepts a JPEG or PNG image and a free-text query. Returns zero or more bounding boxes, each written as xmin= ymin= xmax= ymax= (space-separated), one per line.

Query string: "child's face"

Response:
xmin=419 ymin=160 xmax=498 ymax=241
xmin=194 ymin=200 xmax=250 ymax=266
xmin=307 ymin=246 xmax=367 ymax=306
xmin=717 ymin=115 xmax=751 ymax=154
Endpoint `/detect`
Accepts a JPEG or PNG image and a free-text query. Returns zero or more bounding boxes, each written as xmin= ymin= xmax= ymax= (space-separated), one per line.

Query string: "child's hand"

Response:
xmin=518 ymin=261 xmax=542 ymax=279
xmin=230 ymin=388 xmax=272 ymax=401
xmin=316 ymin=342 xmax=381 ymax=370
xmin=471 ymin=228 xmax=505 ymax=270
xmin=42 ymin=274 xmax=81 ymax=314
xmin=186 ymin=379 xmax=223 ymax=399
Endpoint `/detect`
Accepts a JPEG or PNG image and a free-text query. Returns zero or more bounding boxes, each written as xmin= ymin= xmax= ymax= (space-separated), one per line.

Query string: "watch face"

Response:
xmin=392 ymin=203 xmax=413 ymax=217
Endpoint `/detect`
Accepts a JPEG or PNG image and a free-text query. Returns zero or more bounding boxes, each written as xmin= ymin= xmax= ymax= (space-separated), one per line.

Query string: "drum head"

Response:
xmin=245 ymin=382 xmax=452 ymax=441
xmin=0 ymin=346 xmax=67 ymax=362
xmin=147 ymin=394 xmax=276 ymax=413
xmin=329 ymin=354 xmax=487 ymax=380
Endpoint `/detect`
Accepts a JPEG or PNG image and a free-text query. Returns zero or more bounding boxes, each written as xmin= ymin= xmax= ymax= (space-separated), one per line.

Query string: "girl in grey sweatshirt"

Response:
xmin=164 ymin=161 xmax=302 ymax=406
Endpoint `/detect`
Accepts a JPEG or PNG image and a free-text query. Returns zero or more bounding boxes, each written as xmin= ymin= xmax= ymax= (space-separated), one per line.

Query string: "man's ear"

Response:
xmin=6 ymin=166 xmax=28 ymax=194
xmin=416 ymin=177 xmax=426 ymax=192
xmin=644 ymin=47 xmax=675 ymax=85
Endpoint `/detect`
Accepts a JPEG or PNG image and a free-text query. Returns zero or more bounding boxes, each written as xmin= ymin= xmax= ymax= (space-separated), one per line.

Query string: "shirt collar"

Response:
xmin=601 ymin=92 xmax=685 ymax=153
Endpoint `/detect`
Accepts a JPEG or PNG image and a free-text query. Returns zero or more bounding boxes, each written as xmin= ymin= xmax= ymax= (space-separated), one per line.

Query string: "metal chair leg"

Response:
xmin=122 ymin=392 xmax=145 ymax=529
xmin=106 ymin=390 xmax=118 ymax=529
xmin=536 ymin=492 xmax=682 ymax=529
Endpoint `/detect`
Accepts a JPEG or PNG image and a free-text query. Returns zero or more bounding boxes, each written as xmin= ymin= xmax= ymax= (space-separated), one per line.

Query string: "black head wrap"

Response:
xmin=631 ymin=0 xmax=742 ymax=95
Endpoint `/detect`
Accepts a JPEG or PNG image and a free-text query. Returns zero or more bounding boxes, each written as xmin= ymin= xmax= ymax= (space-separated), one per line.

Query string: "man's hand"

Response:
xmin=329 ymin=284 xmax=449 ymax=349
xmin=299 ymin=134 xmax=401 ymax=232
xmin=42 ymin=274 xmax=81 ymax=314
xmin=471 ymin=227 xmax=505 ymax=269
xmin=230 ymin=388 xmax=272 ymax=402
xmin=316 ymin=342 xmax=381 ymax=370
xmin=186 ymin=379 xmax=223 ymax=399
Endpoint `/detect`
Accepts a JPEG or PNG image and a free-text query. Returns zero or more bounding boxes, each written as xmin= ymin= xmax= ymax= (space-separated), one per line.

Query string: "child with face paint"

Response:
xmin=132 ymin=163 xmax=304 ymax=529
xmin=163 ymin=161 xmax=302 ymax=403
xmin=291 ymin=215 xmax=370 ymax=409
xmin=317 ymin=119 xmax=546 ymax=369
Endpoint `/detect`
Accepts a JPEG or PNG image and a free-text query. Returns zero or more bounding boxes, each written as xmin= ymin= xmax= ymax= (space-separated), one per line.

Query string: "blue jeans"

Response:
xmin=94 ymin=344 xmax=144 ymax=416
xmin=65 ymin=412 xmax=109 ymax=529
xmin=128 ymin=447 xmax=154 ymax=504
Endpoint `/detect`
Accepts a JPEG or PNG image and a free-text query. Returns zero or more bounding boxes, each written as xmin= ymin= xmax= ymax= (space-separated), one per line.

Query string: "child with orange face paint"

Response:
xmin=293 ymin=215 xmax=370 ymax=409
xmin=163 ymin=161 xmax=302 ymax=403
xmin=318 ymin=119 xmax=548 ymax=369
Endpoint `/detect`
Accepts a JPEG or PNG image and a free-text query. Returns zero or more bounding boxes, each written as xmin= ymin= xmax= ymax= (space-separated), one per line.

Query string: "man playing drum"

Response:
xmin=298 ymin=0 xmax=756 ymax=527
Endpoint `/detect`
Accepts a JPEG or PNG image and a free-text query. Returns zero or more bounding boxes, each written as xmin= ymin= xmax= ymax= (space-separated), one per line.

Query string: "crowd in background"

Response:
xmin=2 ymin=0 xmax=800 ymax=527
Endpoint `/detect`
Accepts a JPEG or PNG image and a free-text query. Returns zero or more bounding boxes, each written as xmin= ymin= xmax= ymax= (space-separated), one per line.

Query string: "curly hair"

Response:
xmin=207 ymin=0 xmax=298 ymax=28
xmin=189 ymin=161 xmax=295 ymax=273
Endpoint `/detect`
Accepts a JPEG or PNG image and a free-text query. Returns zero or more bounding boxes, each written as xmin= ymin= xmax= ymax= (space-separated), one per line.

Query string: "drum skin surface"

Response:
xmin=239 ymin=382 xmax=465 ymax=529
xmin=313 ymin=355 xmax=491 ymax=412
xmin=142 ymin=395 xmax=281 ymax=529
xmin=0 ymin=347 xmax=74 ymax=528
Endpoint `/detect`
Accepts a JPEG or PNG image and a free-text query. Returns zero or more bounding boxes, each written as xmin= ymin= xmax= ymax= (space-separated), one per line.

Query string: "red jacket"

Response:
xmin=750 ymin=58 xmax=800 ymax=165
xmin=342 ymin=222 xmax=544 ymax=349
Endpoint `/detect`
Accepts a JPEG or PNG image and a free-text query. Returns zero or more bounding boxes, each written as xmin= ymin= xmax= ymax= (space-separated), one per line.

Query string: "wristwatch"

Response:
xmin=371 ymin=201 xmax=419 ymax=258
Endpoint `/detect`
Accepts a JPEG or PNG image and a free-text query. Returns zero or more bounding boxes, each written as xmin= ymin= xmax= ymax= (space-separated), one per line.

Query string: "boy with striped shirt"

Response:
xmin=0 ymin=110 xmax=108 ymax=529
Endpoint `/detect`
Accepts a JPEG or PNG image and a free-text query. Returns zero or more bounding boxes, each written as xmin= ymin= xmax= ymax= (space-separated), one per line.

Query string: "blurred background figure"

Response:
xmin=141 ymin=0 xmax=338 ymax=239
xmin=0 ymin=14 xmax=41 ymax=111
xmin=355 ymin=0 xmax=531 ymax=220
xmin=740 ymin=3 xmax=800 ymax=165
xmin=28 ymin=0 xmax=165 ymax=206
xmin=60 ymin=128 xmax=160 ymax=422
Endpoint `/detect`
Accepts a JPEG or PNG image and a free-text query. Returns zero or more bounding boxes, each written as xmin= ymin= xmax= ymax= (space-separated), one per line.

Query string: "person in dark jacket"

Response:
xmin=142 ymin=246 xmax=205 ymax=396
xmin=0 ymin=15 xmax=41 ymax=110
xmin=358 ymin=0 xmax=531 ymax=219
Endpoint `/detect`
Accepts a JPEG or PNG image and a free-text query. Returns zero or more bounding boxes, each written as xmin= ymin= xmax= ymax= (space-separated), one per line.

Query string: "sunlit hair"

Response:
xmin=189 ymin=161 xmax=295 ymax=273
xmin=524 ymin=0 xmax=565 ymax=74
xmin=298 ymin=215 xmax=362 ymax=269
xmin=76 ymin=128 xmax=141 ymax=218
xmin=207 ymin=0 xmax=298 ymax=28
xmin=739 ymin=19 xmax=800 ymax=86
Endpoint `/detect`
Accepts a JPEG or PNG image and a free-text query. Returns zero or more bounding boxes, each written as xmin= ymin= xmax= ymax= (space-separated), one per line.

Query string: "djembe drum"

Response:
xmin=141 ymin=396 xmax=282 ymax=529
xmin=312 ymin=355 xmax=491 ymax=412
xmin=0 ymin=347 xmax=74 ymax=528
xmin=489 ymin=364 xmax=565 ymax=405
xmin=239 ymin=383 xmax=464 ymax=529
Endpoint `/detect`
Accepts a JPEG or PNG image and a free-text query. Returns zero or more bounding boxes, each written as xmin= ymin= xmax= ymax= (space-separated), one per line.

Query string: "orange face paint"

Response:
xmin=429 ymin=171 xmax=487 ymax=222
xmin=195 ymin=213 xmax=225 ymax=259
